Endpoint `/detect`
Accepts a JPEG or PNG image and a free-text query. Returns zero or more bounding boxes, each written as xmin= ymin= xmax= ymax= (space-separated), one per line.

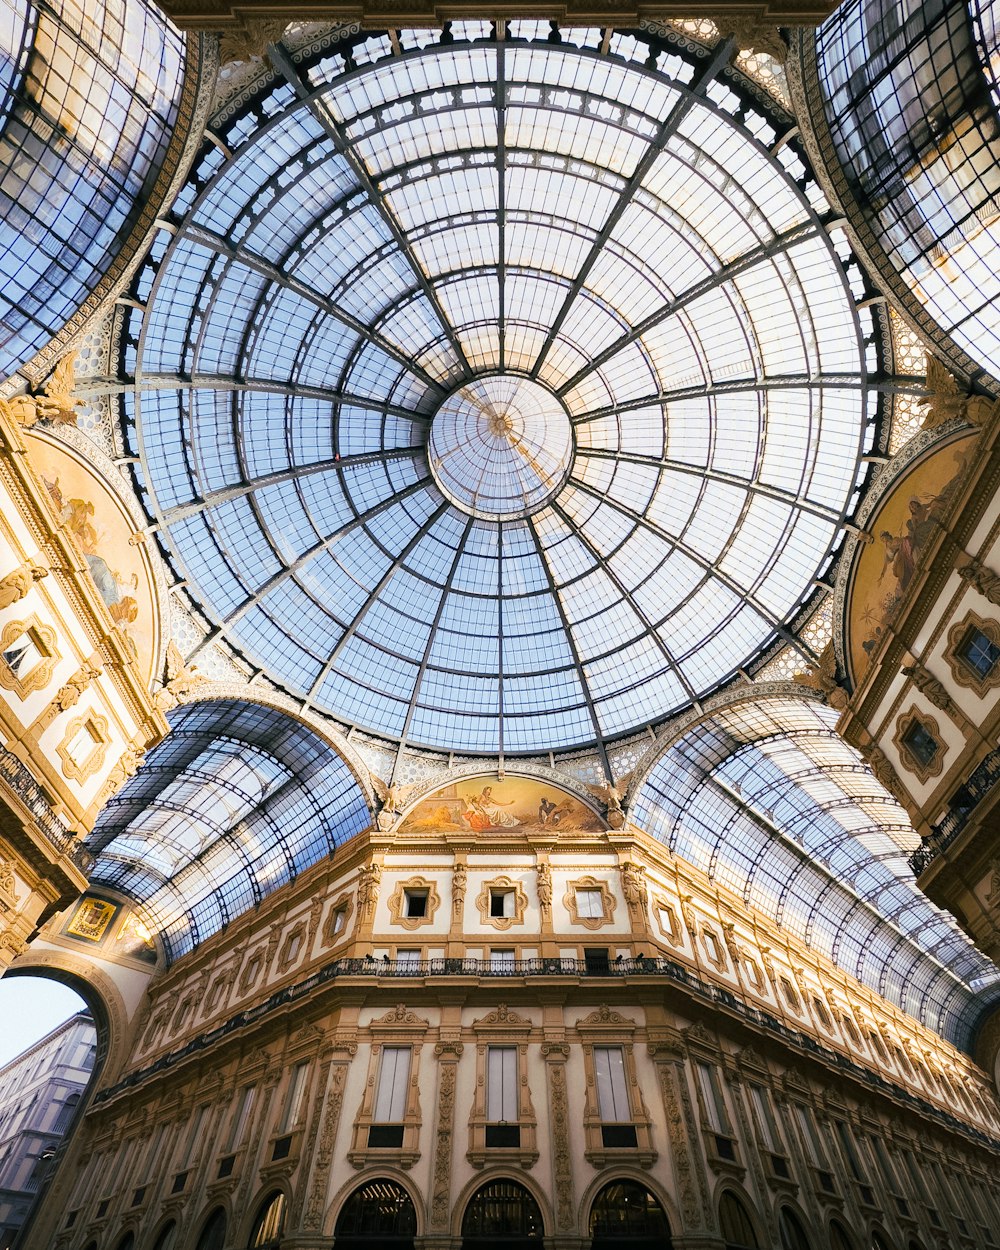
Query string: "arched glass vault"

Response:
xmin=120 ymin=21 xmax=888 ymax=758
xmin=85 ymin=701 xmax=370 ymax=961
xmin=633 ymin=696 xmax=1000 ymax=1046
xmin=0 ymin=0 xmax=187 ymax=377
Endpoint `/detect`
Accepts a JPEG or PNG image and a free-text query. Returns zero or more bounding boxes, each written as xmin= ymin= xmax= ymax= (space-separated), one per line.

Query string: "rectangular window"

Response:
xmin=594 ymin=1046 xmax=631 ymax=1122
xmin=404 ymin=891 xmax=427 ymax=918
xmin=281 ymin=1063 xmax=308 ymax=1133
xmin=2 ymin=631 xmax=40 ymax=676
xmin=183 ymin=1105 xmax=209 ymax=1167
xmin=835 ymin=1119 xmax=865 ymax=1182
xmin=577 ymin=888 xmax=604 ymax=919
xmin=66 ymin=721 xmax=101 ymax=769
xmin=490 ymin=889 xmax=515 ymax=918
xmin=374 ymin=1047 xmax=411 ymax=1122
xmin=902 ymin=719 xmax=939 ymax=768
xmin=749 ymin=1083 xmax=781 ymax=1152
xmin=487 ymin=1047 xmax=518 ymax=1122
xmin=584 ymin=948 xmax=609 ymax=974
xmin=396 ymin=949 xmax=420 ymax=967
xmin=489 ymin=949 xmax=515 ymax=971
xmin=696 ymin=1062 xmax=731 ymax=1135
xmin=959 ymin=625 xmax=1000 ymax=678
xmin=228 ymin=1086 xmax=254 ymax=1150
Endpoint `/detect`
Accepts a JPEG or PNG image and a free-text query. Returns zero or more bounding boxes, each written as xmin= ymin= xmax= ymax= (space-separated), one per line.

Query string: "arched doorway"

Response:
xmin=195 ymin=1208 xmax=227 ymax=1250
xmin=778 ymin=1207 xmax=811 ymax=1250
xmin=829 ymin=1220 xmax=855 ymax=1250
xmin=152 ymin=1221 xmax=178 ymax=1250
xmin=719 ymin=1192 xmax=760 ymax=1250
xmin=333 ymin=1179 xmax=416 ymax=1250
xmin=461 ymin=1179 xmax=544 ymax=1250
xmin=248 ymin=1192 xmax=285 ymax=1249
xmin=589 ymin=1179 xmax=672 ymax=1249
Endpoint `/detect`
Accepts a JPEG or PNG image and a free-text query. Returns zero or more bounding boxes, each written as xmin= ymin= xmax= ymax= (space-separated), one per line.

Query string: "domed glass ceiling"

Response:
xmin=126 ymin=24 xmax=879 ymax=755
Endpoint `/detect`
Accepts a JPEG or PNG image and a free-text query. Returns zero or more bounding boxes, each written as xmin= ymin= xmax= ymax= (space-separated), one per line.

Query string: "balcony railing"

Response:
xmin=908 ymin=746 xmax=1000 ymax=875
xmin=0 ymin=747 xmax=79 ymax=861
xmin=91 ymin=953 xmax=1000 ymax=1154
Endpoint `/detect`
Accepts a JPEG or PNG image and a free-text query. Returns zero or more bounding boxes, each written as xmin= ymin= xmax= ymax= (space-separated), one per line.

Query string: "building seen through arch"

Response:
xmin=2 ymin=2 xmax=1000 ymax=1249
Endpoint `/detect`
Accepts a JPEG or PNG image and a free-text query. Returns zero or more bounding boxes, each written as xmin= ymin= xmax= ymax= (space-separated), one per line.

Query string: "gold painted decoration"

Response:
xmin=398 ymin=774 xmax=602 ymax=834
xmin=0 ymin=616 xmax=58 ymax=697
xmin=25 ymin=431 xmax=160 ymax=684
xmin=845 ymin=432 xmax=976 ymax=683
xmin=65 ymin=895 xmax=117 ymax=942
xmin=114 ymin=910 xmax=158 ymax=963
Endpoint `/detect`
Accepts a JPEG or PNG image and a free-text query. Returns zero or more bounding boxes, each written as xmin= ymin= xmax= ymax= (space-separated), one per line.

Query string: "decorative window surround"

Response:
xmin=654 ymin=898 xmax=683 ymax=948
xmin=564 ymin=876 xmax=616 ymax=930
xmin=894 ymin=708 xmax=946 ymax=782
xmin=322 ymin=892 xmax=354 ymax=946
xmin=387 ymin=877 xmax=441 ymax=930
xmin=0 ymin=616 xmax=58 ymax=698
xmin=476 ymin=875 xmax=528 ymax=931
xmin=348 ymin=1005 xmax=428 ymax=1168
xmin=467 ymin=1004 xmax=538 ymax=1168
xmin=576 ymin=1005 xmax=655 ymax=1168
xmin=946 ymin=611 xmax=1000 ymax=695
xmin=57 ymin=711 xmax=110 ymax=782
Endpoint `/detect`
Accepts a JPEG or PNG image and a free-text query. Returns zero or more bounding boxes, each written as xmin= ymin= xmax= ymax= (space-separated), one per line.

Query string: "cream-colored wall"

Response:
xmin=26 ymin=819 xmax=1000 ymax=1250
xmin=0 ymin=406 xmax=170 ymax=973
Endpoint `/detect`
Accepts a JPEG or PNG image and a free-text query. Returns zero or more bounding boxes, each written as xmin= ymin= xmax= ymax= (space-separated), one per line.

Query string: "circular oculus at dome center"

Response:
xmin=428 ymin=376 xmax=574 ymax=520
xmin=128 ymin=23 xmax=881 ymax=756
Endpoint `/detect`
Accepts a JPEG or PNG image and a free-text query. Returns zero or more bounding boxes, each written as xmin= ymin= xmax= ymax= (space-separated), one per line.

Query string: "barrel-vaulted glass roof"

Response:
xmin=122 ymin=22 xmax=883 ymax=757
xmin=86 ymin=701 xmax=370 ymax=961
xmin=632 ymin=697 xmax=1000 ymax=1046
xmin=0 ymin=0 xmax=186 ymax=377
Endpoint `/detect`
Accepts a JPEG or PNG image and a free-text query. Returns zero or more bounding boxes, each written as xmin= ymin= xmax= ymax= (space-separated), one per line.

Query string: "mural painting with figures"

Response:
xmin=398 ymin=775 xmax=603 ymax=834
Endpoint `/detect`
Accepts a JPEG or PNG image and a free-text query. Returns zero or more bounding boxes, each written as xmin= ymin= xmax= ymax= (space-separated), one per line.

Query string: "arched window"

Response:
xmin=870 ymin=1232 xmax=893 ymax=1250
xmin=196 ymin=1208 xmax=227 ymax=1250
xmin=113 ymin=1235 xmax=135 ymax=1250
xmin=334 ymin=1179 xmax=417 ymax=1249
xmin=829 ymin=1221 xmax=855 ymax=1250
xmin=461 ymin=1179 xmax=544 ymax=1248
xmin=778 ymin=1208 xmax=811 ymax=1250
xmin=249 ymin=1192 xmax=286 ymax=1249
xmin=719 ymin=1192 xmax=759 ymax=1250
xmin=589 ymin=1179 xmax=672 ymax=1249
xmin=153 ymin=1222 xmax=178 ymax=1250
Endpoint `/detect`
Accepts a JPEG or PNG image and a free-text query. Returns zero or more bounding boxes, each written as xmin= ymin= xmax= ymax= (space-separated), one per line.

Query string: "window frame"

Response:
xmin=576 ymin=1005 xmax=655 ymax=1166
xmin=475 ymin=874 xmax=528 ymax=930
xmin=564 ymin=876 xmax=617 ymax=929
xmin=894 ymin=708 xmax=945 ymax=782
xmin=387 ymin=876 xmax=441 ymax=930
xmin=348 ymin=1006 xmax=427 ymax=1167
xmin=947 ymin=610 xmax=1000 ymax=694
xmin=467 ymin=1005 xmax=538 ymax=1167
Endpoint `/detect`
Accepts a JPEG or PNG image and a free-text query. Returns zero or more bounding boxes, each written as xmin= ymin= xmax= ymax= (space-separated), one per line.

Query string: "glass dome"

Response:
xmin=126 ymin=24 xmax=881 ymax=755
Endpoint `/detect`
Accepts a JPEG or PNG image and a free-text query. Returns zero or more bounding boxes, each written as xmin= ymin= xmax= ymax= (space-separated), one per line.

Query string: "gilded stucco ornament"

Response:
xmin=586 ymin=770 xmax=633 ymax=829
xmin=3 ymin=353 xmax=83 ymax=429
xmin=154 ymin=640 xmax=208 ymax=711
xmin=957 ymin=559 xmax=1000 ymax=606
xmin=793 ymin=642 xmax=848 ymax=709
xmin=919 ymin=356 xmax=996 ymax=431
xmin=370 ymin=774 xmax=418 ymax=831
xmin=0 ymin=561 xmax=47 ymax=610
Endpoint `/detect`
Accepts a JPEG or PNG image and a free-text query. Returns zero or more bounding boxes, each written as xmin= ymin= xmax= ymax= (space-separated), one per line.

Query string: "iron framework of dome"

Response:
xmin=120 ymin=21 xmax=888 ymax=758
